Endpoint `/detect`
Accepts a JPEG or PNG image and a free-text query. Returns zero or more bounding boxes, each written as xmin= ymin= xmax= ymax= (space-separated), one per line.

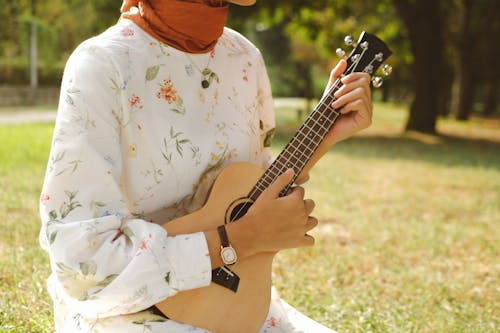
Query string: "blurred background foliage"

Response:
xmin=0 ymin=0 xmax=498 ymax=133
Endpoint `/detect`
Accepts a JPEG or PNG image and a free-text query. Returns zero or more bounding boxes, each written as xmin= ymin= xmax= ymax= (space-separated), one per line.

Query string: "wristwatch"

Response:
xmin=217 ymin=225 xmax=237 ymax=266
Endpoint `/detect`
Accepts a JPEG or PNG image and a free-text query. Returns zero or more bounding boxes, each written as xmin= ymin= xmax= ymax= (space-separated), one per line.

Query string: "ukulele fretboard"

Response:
xmin=248 ymin=88 xmax=341 ymax=202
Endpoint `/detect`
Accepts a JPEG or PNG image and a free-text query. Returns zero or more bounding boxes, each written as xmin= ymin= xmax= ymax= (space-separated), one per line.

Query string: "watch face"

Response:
xmin=221 ymin=246 xmax=237 ymax=265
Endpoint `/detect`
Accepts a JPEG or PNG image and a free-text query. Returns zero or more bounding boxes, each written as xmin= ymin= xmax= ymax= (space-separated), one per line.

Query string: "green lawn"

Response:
xmin=0 ymin=123 xmax=54 ymax=332
xmin=1 ymin=103 xmax=499 ymax=332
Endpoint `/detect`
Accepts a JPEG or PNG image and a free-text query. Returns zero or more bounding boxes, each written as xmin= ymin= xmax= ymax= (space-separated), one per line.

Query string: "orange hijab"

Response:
xmin=121 ymin=0 xmax=229 ymax=54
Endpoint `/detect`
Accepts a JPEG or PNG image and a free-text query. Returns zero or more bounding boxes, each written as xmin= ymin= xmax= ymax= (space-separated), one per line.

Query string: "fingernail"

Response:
xmin=285 ymin=168 xmax=294 ymax=175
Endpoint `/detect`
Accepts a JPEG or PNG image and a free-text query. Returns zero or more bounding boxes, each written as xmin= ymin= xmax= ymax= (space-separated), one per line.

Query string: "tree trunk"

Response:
xmin=393 ymin=0 xmax=446 ymax=134
xmin=483 ymin=76 xmax=498 ymax=116
xmin=455 ymin=55 xmax=475 ymax=120
xmin=455 ymin=0 xmax=475 ymax=121
xmin=381 ymin=81 xmax=391 ymax=103
xmin=29 ymin=0 xmax=38 ymax=88
xmin=438 ymin=63 xmax=453 ymax=117
xmin=29 ymin=22 xmax=38 ymax=89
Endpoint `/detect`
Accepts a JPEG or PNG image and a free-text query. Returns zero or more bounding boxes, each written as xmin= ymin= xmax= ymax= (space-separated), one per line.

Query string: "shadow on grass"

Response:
xmin=273 ymin=130 xmax=500 ymax=170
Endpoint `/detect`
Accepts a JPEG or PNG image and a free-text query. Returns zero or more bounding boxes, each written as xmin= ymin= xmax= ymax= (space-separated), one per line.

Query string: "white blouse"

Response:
xmin=39 ymin=19 xmax=334 ymax=333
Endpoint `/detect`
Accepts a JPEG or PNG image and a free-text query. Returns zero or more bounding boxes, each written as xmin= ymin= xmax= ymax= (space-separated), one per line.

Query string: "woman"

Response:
xmin=39 ymin=0 xmax=372 ymax=332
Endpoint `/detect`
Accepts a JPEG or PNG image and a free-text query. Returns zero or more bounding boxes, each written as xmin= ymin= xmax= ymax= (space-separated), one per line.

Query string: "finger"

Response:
xmin=287 ymin=185 xmax=305 ymax=200
xmin=261 ymin=168 xmax=295 ymax=199
xmin=304 ymin=216 xmax=318 ymax=231
xmin=333 ymin=94 xmax=371 ymax=118
xmin=340 ymin=72 xmax=371 ymax=85
xmin=327 ymin=60 xmax=347 ymax=89
xmin=332 ymin=87 xmax=371 ymax=114
xmin=334 ymin=74 xmax=371 ymax=99
xmin=337 ymin=100 xmax=372 ymax=128
xmin=302 ymin=234 xmax=315 ymax=246
xmin=333 ymin=77 xmax=371 ymax=112
xmin=304 ymin=199 xmax=315 ymax=215
xmin=283 ymin=187 xmax=307 ymax=211
xmin=339 ymin=100 xmax=373 ymax=128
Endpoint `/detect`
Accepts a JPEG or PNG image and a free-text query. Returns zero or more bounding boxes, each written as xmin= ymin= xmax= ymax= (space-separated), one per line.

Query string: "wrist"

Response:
xmin=225 ymin=218 xmax=258 ymax=259
xmin=217 ymin=225 xmax=238 ymax=265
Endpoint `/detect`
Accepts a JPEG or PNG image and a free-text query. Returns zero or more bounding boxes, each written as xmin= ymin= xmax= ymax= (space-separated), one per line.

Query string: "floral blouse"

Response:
xmin=39 ymin=19 xmax=335 ymax=333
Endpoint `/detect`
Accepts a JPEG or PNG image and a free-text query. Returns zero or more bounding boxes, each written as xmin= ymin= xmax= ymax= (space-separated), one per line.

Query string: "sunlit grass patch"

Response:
xmin=0 ymin=123 xmax=54 ymax=332
xmin=272 ymin=102 xmax=500 ymax=332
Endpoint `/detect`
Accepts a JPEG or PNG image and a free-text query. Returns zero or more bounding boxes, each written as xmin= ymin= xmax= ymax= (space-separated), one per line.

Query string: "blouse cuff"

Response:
xmin=166 ymin=232 xmax=212 ymax=292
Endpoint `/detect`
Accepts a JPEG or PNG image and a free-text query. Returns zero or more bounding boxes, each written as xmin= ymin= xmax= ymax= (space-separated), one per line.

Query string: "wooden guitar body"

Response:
xmin=156 ymin=162 xmax=275 ymax=333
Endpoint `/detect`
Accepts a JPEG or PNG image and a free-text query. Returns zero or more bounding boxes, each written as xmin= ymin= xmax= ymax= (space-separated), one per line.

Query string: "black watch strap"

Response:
xmin=212 ymin=225 xmax=239 ymax=292
xmin=217 ymin=225 xmax=230 ymax=247
xmin=211 ymin=266 xmax=239 ymax=292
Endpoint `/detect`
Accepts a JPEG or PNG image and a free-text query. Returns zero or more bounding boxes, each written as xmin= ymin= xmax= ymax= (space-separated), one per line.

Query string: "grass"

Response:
xmin=1 ymin=103 xmax=499 ymax=332
xmin=0 ymin=105 xmax=57 ymax=113
xmin=0 ymin=123 xmax=54 ymax=332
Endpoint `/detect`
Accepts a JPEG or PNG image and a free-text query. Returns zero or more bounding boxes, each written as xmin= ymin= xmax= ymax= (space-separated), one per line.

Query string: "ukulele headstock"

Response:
xmin=336 ymin=32 xmax=393 ymax=88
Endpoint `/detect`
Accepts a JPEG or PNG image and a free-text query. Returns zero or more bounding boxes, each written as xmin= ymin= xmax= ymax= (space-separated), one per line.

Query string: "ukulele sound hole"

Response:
xmin=227 ymin=201 xmax=253 ymax=223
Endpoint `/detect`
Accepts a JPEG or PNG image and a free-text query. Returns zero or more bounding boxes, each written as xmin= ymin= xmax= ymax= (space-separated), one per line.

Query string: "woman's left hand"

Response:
xmin=294 ymin=59 xmax=372 ymax=184
xmin=324 ymin=59 xmax=373 ymax=144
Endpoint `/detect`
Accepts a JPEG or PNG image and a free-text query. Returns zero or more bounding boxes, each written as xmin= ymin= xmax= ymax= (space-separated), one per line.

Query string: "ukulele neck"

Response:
xmin=248 ymin=82 xmax=342 ymax=202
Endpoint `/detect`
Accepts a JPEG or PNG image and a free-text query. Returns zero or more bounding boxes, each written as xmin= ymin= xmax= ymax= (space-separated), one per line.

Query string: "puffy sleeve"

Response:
xmin=39 ymin=42 xmax=211 ymax=319
xmin=255 ymin=49 xmax=276 ymax=168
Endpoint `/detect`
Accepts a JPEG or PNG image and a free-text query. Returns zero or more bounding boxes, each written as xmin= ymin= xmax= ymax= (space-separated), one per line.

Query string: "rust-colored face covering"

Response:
xmin=121 ymin=0 xmax=229 ymax=53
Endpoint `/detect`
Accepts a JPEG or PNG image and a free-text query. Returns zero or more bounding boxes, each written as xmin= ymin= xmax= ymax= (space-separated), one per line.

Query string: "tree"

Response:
xmin=392 ymin=0 xmax=448 ymax=133
xmin=0 ymin=0 xmax=119 ymax=85
xmin=452 ymin=0 xmax=499 ymax=119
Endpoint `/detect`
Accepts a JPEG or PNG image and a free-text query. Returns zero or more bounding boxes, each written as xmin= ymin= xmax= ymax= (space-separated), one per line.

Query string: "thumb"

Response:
xmin=327 ymin=59 xmax=347 ymax=88
xmin=260 ymin=169 xmax=295 ymax=199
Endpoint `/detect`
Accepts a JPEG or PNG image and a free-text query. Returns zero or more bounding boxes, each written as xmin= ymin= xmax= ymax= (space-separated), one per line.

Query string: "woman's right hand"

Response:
xmin=228 ymin=169 xmax=318 ymax=257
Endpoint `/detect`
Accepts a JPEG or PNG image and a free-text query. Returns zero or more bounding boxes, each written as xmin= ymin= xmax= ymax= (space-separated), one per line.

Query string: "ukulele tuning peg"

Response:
xmin=344 ymin=35 xmax=357 ymax=47
xmin=372 ymin=76 xmax=383 ymax=88
xmin=336 ymin=48 xmax=346 ymax=59
xmin=375 ymin=52 xmax=384 ymax=62
xmin=382 ymin=64 xmax=393 ymax=76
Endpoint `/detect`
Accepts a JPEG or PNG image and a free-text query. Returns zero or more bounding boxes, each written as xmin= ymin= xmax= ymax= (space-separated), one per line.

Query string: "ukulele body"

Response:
xmin=156 ymin=162 xmax=275 ymax=333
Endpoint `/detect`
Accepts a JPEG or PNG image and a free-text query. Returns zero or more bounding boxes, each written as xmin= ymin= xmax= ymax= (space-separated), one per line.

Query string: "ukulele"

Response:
xmin=155 ymin=32 xmax=392 ymax=333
